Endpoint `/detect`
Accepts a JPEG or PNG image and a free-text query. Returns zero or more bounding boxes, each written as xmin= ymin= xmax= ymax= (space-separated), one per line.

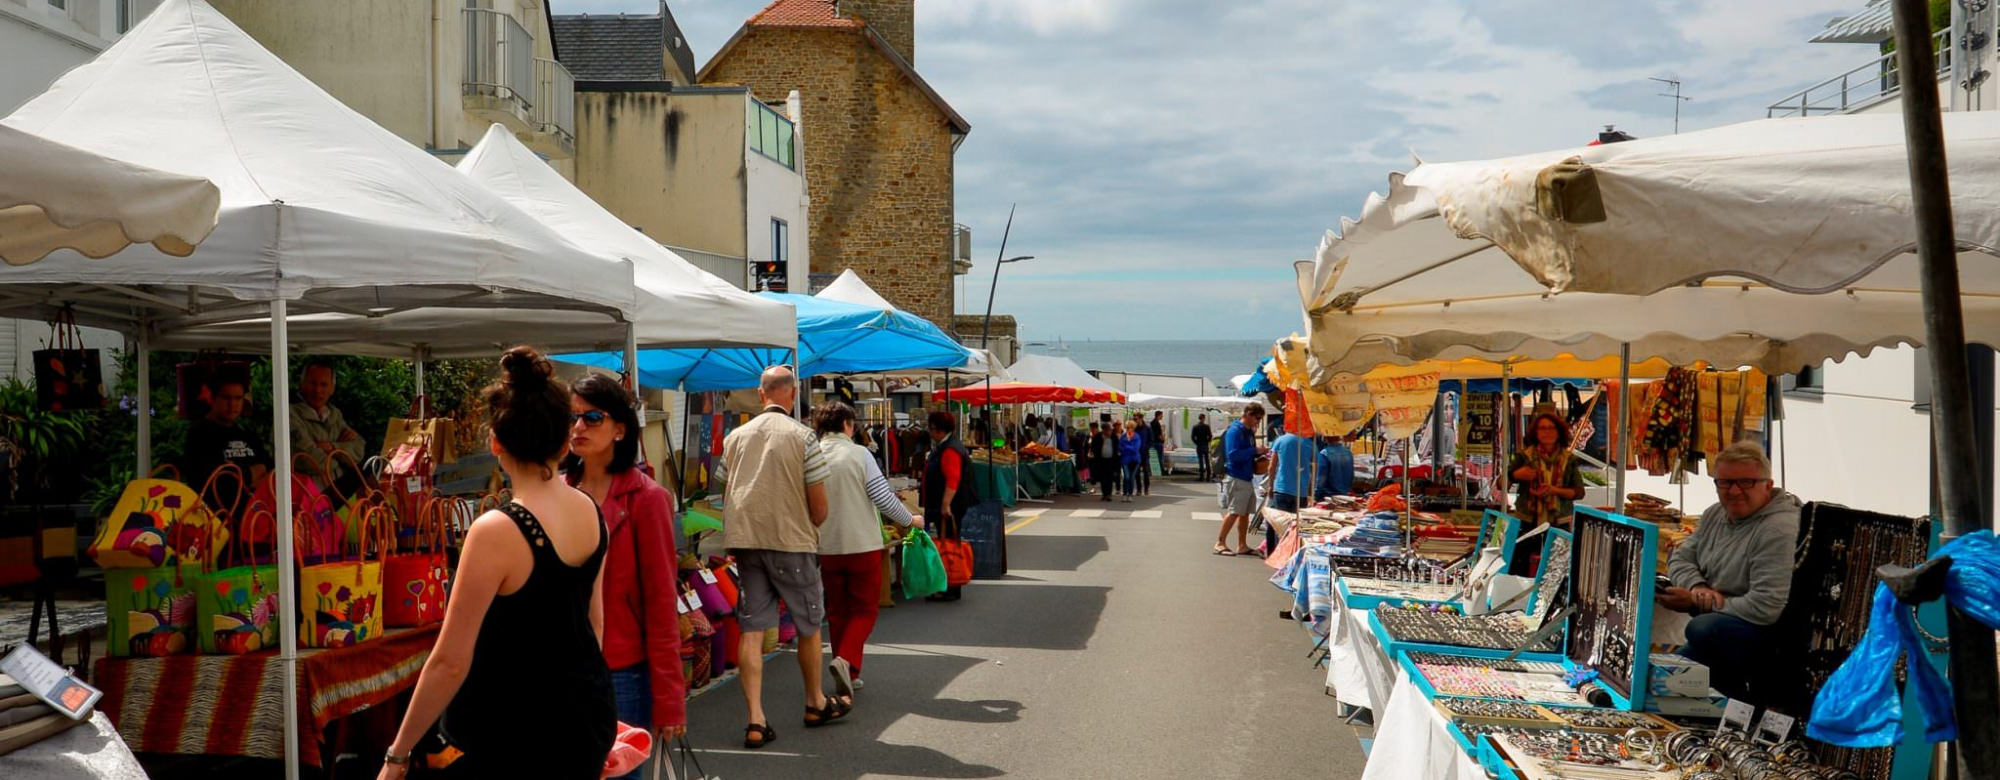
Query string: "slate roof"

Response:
xmin=552 ymin=13 xmax=665 ymax=81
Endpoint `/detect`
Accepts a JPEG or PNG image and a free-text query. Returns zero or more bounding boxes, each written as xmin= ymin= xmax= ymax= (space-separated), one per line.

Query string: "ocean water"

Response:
xmin=1031 ymin=339 xmax=1271 ymax=395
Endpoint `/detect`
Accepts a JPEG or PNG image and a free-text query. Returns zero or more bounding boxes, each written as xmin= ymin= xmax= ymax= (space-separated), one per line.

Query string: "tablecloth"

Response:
xmin=93 ymin=625 xmax=438 ymax=767
xmin=968 ymin=462 xmax=1019 ymax=507
xmin=3 ymin=712 xmax=148 ymax=780
xmin=1358 ymin=669 xmax=1488 ymax=780
xmin=1328 ymin=574 xmax=1396 ymax=714
xmin=1016 ymin=460 xmax=1080 ymax=497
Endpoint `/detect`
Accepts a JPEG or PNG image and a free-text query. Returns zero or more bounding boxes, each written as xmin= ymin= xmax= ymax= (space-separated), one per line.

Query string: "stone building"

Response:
xmin=701 ymin=0 xmax=971 ymax=327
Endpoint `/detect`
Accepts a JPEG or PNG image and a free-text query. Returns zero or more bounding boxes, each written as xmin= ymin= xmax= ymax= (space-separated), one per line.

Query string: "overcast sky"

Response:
xmin=558 ymin=0 xmax=1876 ymax=341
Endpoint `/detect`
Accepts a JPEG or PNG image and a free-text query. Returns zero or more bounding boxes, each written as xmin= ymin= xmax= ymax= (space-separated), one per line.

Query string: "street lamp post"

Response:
xmin=979 ymin=204 xmax=1032 ymax=518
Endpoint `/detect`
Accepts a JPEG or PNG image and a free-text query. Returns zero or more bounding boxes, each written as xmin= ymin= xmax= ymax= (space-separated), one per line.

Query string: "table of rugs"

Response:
xmin=92 ymin=625 xmax=438 ymax=766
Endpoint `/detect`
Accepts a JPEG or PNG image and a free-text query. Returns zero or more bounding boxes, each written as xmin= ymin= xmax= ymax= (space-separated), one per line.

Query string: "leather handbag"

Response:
xmin=33 ymin=308 xmax=103 ymax=412
xmin=937 ymin=535 xmax=974 ymax=588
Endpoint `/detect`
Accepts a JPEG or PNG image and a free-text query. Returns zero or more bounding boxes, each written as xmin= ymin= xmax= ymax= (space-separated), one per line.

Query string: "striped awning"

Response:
xmin=1810 ymin=1 xmax=1894 ymax=44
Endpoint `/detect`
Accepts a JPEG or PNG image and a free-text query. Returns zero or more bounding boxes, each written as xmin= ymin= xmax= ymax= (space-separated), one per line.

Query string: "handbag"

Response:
xmin=247 ymin=452 xmax=336 ymax=555
xmin=382 ymin=492 xmax=450 ymax=627
xmin=33 ymin=308 xmax=103 ymax=412
xmin=104 ymin=557 xmax=199 ymax=658
xmin=299 ymin=501 xmax=386 ymax=648
xmin=937 ymin=536 xmax=974 ymax=588
xmin=194 ymin=506 xmax=281 ymax=654
xmin=90 ymin=463 xmax=235 ymax=570
xmin=897 ymin=528 xmax=947 ymax=599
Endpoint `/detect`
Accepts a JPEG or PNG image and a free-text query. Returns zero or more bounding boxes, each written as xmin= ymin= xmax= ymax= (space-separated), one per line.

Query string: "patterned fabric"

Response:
xmin=93 ymin=625 xmax=438 ymax=766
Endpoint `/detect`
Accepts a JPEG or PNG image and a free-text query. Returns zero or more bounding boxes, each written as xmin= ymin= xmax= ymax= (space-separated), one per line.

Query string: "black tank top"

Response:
xmin=442 ymin=502 xmax=614 ymax=777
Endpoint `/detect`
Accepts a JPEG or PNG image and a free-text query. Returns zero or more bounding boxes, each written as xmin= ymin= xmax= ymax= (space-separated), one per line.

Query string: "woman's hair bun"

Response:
xmin=500 ymin=345 xmax=554 ymax=392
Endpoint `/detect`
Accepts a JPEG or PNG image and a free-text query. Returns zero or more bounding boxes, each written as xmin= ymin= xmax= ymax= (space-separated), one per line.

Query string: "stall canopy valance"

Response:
xmin=0 ymin=0 xmax=638 ymax=338
xmin=0 ymin=123 xmax=220 ymax=264
xmin=934 ymin=353 xmax=1127 ymax=404
xmin=1294 ymin=113 xmax=2000 ymax=383
xmin=564 ymin=271 xmax=967 ymax=391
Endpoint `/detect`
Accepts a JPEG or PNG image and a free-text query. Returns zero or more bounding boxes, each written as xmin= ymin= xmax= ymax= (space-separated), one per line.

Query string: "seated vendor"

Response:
xmin=291 ymin=362 xmax=367 ymax=496
xmin=1656 ymin=441 xmax=1800 ymax=701
xmin=182 ymin=375 xmax=270 ymax=512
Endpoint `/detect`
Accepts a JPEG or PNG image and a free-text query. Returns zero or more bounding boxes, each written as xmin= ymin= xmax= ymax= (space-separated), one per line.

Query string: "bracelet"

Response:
xmin=384 ymin=750 xmax=412 ymax=766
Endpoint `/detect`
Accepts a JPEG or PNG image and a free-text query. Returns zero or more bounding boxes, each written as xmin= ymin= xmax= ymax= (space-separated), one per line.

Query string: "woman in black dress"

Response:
xmin=378 ymin=347 xmax=615 ymax=779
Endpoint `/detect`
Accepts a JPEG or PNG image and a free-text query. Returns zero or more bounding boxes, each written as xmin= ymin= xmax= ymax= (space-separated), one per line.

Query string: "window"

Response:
xmin=772 ymin=218 xmax=789 ymax=266
xmin=48 ymin=0 xmax=65 ymax=10
xmin=116 ymin=0 xmax=132 ymax=32
xmin=754 ymin=219 xmax=789 ymax=292
xmin=1912 ymin=347 xmax=1933 ymax=411
xmin=1782 ymin=362 xmax=1825 ymax=396
xmin=748 ymin=100 xmax=796 ymax=170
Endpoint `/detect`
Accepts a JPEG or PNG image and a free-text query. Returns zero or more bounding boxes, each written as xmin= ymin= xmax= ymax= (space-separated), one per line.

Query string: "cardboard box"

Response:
xmin=1648 ymin=653 xmax=1712 ymax=698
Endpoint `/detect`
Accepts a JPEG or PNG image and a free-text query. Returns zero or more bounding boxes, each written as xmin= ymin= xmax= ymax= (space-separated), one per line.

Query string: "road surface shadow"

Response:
xmin=999 ymin=533 xmax=1108 ymax=572
xmin=876 ymin=584 xmax=1110 ymax=651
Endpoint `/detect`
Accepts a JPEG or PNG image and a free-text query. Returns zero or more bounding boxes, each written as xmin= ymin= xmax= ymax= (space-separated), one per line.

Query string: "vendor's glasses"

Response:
xmin=1714 ymin=478 xmax=1767 ymax=492
xmin=570 ymin=410 xmax=609 ymax=427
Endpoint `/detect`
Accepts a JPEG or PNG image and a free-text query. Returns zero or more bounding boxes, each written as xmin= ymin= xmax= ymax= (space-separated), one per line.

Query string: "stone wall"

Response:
xmin=704 ymin=26 xmax=958 ymax=327
xmin=838 ymin=0 xmax=914 ymax=64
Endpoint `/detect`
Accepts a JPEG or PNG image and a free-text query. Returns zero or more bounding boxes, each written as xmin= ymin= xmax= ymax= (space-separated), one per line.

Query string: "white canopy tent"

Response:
xmin=1126 ymin=392 xmax=1258 ymax=413
xmin=0 ymin=4 xmax=657 ymax=777
xmin=999 ymin=353 xmax=1124 ymax=394
xmin=0 ymin=123 xmax=220 ymax=264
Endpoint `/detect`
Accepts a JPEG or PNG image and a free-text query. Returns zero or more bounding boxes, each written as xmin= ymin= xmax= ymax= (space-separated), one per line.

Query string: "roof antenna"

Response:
xmin=1649 ymin=76 xmax=1693 ymax=133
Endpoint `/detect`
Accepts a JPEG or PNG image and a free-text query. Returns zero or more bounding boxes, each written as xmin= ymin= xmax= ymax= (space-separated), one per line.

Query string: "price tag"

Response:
xmin=1753 ymin=710 xmax=1796 ymax=745
xmin=1 ymin=644 xmax=101 ymax=720
xmin=685 ymin=589 xmax=704 ymax=611
xmin=1719 ymin=699 xmax=1756 ymax=737
xmin=406 ymin=477 xmax=422 ymax=494
xmin=699 ymin=569 xmax=718 ymax=585
xmin=677 ymin=594 xmax=693 ymax=614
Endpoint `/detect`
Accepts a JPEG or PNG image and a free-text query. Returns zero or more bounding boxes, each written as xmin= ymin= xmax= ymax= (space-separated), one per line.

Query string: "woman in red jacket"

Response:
xmin=564 ymin=374 xmax=684 ymax=776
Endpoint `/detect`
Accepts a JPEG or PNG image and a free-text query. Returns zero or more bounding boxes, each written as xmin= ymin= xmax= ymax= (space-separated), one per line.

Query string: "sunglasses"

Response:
xmin=570 ymin=410 xmax=609 ymax=427
xmin=1714 ymin=478 xmax=1767 ymax=492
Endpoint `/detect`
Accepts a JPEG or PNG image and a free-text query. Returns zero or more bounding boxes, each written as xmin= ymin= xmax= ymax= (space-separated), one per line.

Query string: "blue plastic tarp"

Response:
xmin=1240 ymin=357 xmax=1279 ymax=397
xmin=559 ymin=292 xmax=967 ymax=391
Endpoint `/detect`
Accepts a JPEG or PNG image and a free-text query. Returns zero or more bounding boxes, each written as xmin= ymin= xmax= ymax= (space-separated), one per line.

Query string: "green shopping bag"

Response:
xmin=898 ymin=528 xmax=948 ymax=600
xmin=193 ymin=507 xmax=282 ymax=654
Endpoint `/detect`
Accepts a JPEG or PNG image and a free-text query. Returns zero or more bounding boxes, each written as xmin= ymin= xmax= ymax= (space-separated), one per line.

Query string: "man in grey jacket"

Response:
xmin=1658 ymin=441 xmax=1800 ymax=699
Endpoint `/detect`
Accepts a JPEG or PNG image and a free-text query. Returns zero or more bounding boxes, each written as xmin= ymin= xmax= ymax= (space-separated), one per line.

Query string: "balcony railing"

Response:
xmin=463 ymin=8 xmax=534 ymax=126
xmin=527 ymin=57 xmax=575 ymax=157
xmin=1767 ymin=28 xmax=1951 ymax=118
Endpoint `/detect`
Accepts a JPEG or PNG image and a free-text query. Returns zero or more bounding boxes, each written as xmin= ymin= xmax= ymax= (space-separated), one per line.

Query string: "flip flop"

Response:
xmin=830 ymin=657 xmax=856 ymax=701
xmin=1234 ymin=548 xmax=1259 ymax=557
xmin=1214 ymin=547 xmax=1237 ymax=557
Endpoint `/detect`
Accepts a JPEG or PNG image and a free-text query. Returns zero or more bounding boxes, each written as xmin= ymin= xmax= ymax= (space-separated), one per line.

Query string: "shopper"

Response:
xmin=182 ymin=374 xmax=269 ymax=513
xmin=923 ymin=411 xmax=978 ymax=602
xmin=1089 ymin=421 xmax=1119 ymax=502
xmin=719 ymin=366 xmax=842 ymax=749
xmin=1131 ymin=413 xmax=1154 ymax=495
xmin=1656 ymin=441 xmax=1800 ymax=701
xmin=1118 ymin=420 xmax=1144 ymax=502
xmin=1267 ymin=429 xmax=1316 ymax=514
xmin=1214 ymin=403 xmax=1266 ymax=557
xmin=380 ymin=347 xmax=613 ymax=780
xmin=1149 ymin=411 xmax=1170 ymax=476
xmin=1191 ymin=414 xmax=1214 ymax=481
xmin=562 ymin=374 xmax=683 ymax=778
xmin=812 ymin=402 xmax=919 ymax=699
xmin=1314 ymin=434 xmax=1355 ymax=499
xmin=291 ymin=362 xmax=366 ymax=495
xmin=1507 ymin=411 xmax=1586 ymax=573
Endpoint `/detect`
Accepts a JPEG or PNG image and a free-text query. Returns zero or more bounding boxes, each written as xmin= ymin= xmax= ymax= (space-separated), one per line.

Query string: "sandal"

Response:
xmin=1234 ymin=548 xmax=1258 ymax=557
xmin=1213 ymin=545 xmax=1234 ymax=556
xmin=743 ymin=722 xmax=776 ymax=749
xmin=804 ymin=695 xmax=853 ymax=728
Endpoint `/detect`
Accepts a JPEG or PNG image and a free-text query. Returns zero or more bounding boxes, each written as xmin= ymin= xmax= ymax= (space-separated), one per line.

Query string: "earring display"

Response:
xmin=1472 ymin=725 xmax=1864 ymax=780
xmin=1563 ymin=508 xmax=1660 ymax=710
xmin=1374 ymin=603 xmax=1563 ymax=653
xmin=1786 ymin=503 xmax=1933 ymax=780
xmin=1432 ymin=696 xmax=1562 ymax=728
xmin=1543 ymin=707 xmax=1674 ymax=733
xmin=1409 ymin=653 xmax=1587 ymax=706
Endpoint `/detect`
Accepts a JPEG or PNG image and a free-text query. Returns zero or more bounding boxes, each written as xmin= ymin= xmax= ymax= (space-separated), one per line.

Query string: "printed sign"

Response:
xmin=1 ymin=644 xmax=101 ymax=720
xmin=1461 ymin=392 xmax=1499 ymax=456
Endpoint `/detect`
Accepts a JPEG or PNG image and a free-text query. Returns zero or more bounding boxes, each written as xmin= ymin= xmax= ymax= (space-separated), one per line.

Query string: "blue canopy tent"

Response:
xmin=561 ymin=290 xmax=968 ymax=391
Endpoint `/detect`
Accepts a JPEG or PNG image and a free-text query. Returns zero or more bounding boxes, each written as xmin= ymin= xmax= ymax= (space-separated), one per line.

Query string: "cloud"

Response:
xmin=551 ymin=0 xmax=1904 ymax=341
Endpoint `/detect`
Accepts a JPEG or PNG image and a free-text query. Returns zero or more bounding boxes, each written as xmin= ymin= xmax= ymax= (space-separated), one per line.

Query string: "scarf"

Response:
xmin=1518 ymin=446 xmax=1570 ymax=526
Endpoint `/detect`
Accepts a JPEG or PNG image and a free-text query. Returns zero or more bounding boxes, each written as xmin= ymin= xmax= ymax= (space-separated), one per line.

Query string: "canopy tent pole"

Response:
xmin=1402 ymin=435 xmax=1414 ymax=553
xmin=412 ymin=346 xmax=425 ymax=397
xmin=1889 ymin=2 xmax=2000 ymax=774
xmin=1615 ymin=343 xmax=1630 ymax=515
xmin=1498 ymin=365 xmax=1511 ymax=510
xmin=1457 ymin=379 xmax=1467 ymax=510
xmin=135 ymin=328 xmax=151 ymax=475
xmin=270 ymin=299 xmax=301 ymax=780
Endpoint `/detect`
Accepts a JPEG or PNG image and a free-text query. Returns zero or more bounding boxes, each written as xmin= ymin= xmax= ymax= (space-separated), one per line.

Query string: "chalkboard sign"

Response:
xmin=959 ymin=499 xmax=1008 ymax=580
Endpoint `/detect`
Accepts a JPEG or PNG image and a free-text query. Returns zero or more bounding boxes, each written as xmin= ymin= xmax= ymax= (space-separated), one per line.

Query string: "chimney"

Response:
xmin=838 ymin=0 xmax=914 ymax=64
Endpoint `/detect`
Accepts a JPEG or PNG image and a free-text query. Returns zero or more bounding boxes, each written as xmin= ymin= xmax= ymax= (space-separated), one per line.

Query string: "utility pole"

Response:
xmin=1649 ymin=76 xmax=1692 ymax=133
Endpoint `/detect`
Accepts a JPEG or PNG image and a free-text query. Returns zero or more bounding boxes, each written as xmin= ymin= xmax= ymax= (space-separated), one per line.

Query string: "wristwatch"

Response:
xmin=384 ymin=749 xmax=412 ymax=767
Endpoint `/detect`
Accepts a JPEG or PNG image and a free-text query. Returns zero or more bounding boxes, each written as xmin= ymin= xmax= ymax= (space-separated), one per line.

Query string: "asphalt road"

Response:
xmin=675 ymin=475 xmax=1366 ymax=779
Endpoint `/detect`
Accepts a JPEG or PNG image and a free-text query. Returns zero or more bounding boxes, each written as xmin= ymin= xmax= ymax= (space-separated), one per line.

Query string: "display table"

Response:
xmin=968 ymin=461 xmax=1018 ymax=507
xmin=1327 ymin=579 xmax=1395 ymax=713
xmin=4 ymin=712 xmax=148 ymax=780
xmin=1358 ymin=670 xmax=1487 ymax=780
xmin=93 ymin=625 xmax=439 ymax=769
xmin=1016 ymin=459 xmax=1080 ymax=497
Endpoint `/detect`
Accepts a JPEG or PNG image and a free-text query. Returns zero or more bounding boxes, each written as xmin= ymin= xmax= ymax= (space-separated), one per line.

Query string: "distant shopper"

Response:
xmin=1191 ymin=414 xmax=1215 ymax=481
xmin=1089 ymin=421 xmax=1119 ymax=502
xmin=381 ymin=347 xmax=613 ymax=779
xmin=291 ymin=362 xmax=366 ymax=495
xmin=1267 ymin=430 xmax=1316 ymax=514
xmin=1131 ymin=413 xmax=1154 ymax=495
xmin=1508 ymin=411 xmax=1585 ymax=574
xmin=1149 ymin=411 xmax=1170 ymax=476
xmin=1314 ymin=434 xmax=1355 ymax=499
xmin=720 ymin=366 xmax=842 ymax=750
xmin=813 ymin=402 xmax=918 ymax=699
xmin=1119 ymin=420 xmax=1144 ymax=502
xmin=563 ymin=374 xmax=683 ymax=777
xmin=923 ymin=411 xmax=977 ymax=602
xmin=183 ymin=375 xmax=269 ymax=513
xmin=1214 ymin=403 xmax=1267 ymax=557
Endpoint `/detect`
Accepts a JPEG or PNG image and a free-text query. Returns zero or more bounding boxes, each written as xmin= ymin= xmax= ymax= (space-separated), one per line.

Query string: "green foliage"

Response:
xmin=0 ymin=377 xmax=90 ymax=499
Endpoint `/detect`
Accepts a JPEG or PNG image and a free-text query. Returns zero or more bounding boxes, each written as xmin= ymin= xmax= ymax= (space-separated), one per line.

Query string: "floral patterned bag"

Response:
xmin=101 ymin=464 xmax=242 ymax=658
xmin=193 ymin=506 xmax=281 ymax=654
xmin=299 ymin=502 xmax=385 ymax=648
xmin=382 ymin=493 xmax=449 ymax=627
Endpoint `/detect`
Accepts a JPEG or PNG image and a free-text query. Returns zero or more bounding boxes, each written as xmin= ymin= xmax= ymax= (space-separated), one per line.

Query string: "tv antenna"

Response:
xmin=1650 ymin=76 xmax=1692 ymax=134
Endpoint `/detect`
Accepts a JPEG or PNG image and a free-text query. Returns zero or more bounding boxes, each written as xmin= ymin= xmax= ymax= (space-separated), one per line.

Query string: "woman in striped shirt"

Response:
xmin=812 ymin=402 xmax=919 ymax=700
